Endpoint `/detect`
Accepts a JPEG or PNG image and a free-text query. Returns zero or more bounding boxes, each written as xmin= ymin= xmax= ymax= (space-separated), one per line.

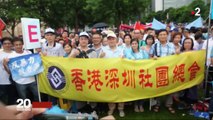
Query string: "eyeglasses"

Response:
xmin=92 ymin=37 xmax=101 ymax=39
xmin=3 ymin=42 xmax=12 ymax=45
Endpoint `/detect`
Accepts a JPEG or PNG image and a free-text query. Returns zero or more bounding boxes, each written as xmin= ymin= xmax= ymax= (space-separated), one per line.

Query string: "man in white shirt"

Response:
xmin=202 ymin=27 xmax=213 ymax=66
xmin=40 ymin=28 xmax=65 ymax=105
xmin=69 ymin=32 xmax=97 ymax=115
xmin=41 ymin=28 xmax=65 ymax=57
xmin=4 ymin=38 xmax=38 ymax=101
xmin=0 ymin=37 xmax=17 ymax=105
xmin=101 ymin=32 xmax=125 ymax=117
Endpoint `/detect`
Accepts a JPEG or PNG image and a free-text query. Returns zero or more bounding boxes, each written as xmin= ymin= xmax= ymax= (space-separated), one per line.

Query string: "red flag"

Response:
xmin=0 ymin=19 xmax=5 ymax=30
xmin=0 ymin=19 xmax=6 ymax=39
xmin=134 ymin=21 xmax=142 ymax=30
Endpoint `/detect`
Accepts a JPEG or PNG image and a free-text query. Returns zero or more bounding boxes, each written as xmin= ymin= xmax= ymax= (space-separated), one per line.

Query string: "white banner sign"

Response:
xmin=21 ymin=18 xmax=41 ymax=49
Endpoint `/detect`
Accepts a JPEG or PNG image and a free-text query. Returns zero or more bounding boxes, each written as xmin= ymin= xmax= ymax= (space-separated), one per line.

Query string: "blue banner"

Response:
xmin=8 ymin=53 xmax=44 ymax=80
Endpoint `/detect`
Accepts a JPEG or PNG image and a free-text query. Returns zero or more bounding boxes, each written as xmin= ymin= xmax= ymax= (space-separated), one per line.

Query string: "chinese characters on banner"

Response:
xmin=38 ymin=51 xmax=205 ymax=102
xmin=70 ymin=62 xmax=200 ymax=91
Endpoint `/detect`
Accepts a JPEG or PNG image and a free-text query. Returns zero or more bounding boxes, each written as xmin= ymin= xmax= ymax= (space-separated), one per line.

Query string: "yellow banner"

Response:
xmin=38 ymin=50 xmax=205 ymax=102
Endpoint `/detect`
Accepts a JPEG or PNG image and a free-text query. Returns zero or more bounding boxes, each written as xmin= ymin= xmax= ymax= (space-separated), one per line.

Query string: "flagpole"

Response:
xmin=36 ymin=75 xmax=41 ymax=102
xmin=204 ymin=0 xmax=212 ymax=97
xmin=5 ymin=28 xmax=13 ymax=37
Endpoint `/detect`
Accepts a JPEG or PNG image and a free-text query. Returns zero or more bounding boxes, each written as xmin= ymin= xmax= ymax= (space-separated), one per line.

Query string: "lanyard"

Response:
xmin=159 ymin=43 xmax=169 ymax=56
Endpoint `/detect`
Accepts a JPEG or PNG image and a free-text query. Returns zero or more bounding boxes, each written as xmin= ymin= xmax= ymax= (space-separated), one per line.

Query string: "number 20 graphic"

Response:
xmin=16 ymin=99 xmax=32 ymax=111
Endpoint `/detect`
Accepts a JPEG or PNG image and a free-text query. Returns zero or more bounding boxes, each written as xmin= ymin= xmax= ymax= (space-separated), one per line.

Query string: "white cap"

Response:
xmin=107 ymin=32 xmax=117 ymax=38
xmin=101 ymin=30 xmax=113 ymax=35
xmin=79 ymin=32 xmax=89 ymax=38
xmin=45 ymin=28 xmax=55 ymax=34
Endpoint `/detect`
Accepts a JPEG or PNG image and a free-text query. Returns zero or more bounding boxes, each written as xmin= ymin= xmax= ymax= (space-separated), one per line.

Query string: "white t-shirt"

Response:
xmin=202 ymin=38 xmax=213 ymax=66
xmin=8 ymin=50 xmax=35 ymax=84
xmin=42 ymin=42 xmax=65 ymax=57
xmin=0 ymin=50 xmax=14 ymax=85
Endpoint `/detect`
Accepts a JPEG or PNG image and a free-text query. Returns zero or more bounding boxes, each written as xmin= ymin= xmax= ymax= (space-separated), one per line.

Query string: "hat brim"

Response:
xmin=79 ymin=35 xmax=89 ymax=38
xmin=45 ymin=32 xmax=55 ymax=34
xmin=107 ymin=36 xmax=116 ymax=38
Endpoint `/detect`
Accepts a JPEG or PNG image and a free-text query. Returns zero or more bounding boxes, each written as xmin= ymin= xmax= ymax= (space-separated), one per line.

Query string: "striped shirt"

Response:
xmin=150 ymin=42 xmax=175 ymax=57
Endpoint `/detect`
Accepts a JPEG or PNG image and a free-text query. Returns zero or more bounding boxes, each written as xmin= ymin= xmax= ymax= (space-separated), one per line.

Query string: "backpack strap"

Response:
xmin=86 ymin=48 xmax=95 ymax=54
xmin=76 ymin=48 xmax=95 ymax=58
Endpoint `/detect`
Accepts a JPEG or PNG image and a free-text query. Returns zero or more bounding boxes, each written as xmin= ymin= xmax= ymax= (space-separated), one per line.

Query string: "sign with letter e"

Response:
xmin=21 ymin=18 xmax=41 ymax=49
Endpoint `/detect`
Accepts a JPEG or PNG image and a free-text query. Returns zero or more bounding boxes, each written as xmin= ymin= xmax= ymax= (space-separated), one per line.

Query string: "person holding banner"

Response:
xmin=178 ymin=38 xmax=198 ymax=107
xmin=0 ymin=37 xmax=17 ymax=105
xmin=119 ymin=34 xmax=132 ymax=54
xmin=101 ymin=32 xmax=125 ymax=117
xmin=3 ymin=37 xmax=39 ymax=101
xmin=41 ymin=28 xmax=65 ymax=57
xmin=69 ymin=31 xmax=98 ymax=115
xmin=90 ymin=32 xmax=104 ymax=58
xmin=141 ymin=35 xmax=155 ymax=54
xmin=63 ymin=41 xmax=73 ymax=57
xmin=171 ymin=32 xmax=182 ymax=53
xmin=70 ymin=32 xmax=97 ymax=58
xmin=149 ymin=29 xmax=176 ymax=114
xmin=57 ymin=41 xmax=73 ymax=111
xmin=124 ymin=38 xmax=149 ymax=113
xmin=41 ymin=28 xmax=65 ymax=105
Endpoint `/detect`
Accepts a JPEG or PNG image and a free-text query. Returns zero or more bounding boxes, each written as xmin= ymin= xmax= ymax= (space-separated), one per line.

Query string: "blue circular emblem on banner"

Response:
xmin=47 ymin=66 xmax=66 ymax=90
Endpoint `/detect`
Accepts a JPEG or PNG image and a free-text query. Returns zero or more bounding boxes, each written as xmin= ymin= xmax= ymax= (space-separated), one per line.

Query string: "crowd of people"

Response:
xmin=0 ymin=24 xmax=213 ymax=119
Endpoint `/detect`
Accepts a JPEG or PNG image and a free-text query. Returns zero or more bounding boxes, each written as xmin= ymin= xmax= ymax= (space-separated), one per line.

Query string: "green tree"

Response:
xmin=86 ymin=0 xmax=151 ymax=28
xmin=144 ymin=0 xmax=210 ymax=24
xmin=0 ymin=0 xmax=40 ymax=36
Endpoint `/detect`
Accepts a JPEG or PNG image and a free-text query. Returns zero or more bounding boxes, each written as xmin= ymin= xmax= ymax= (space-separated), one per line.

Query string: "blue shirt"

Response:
xmin=124 ymin=49 xmax=149 ymax=60
xmin=120 ymin=44 xmax=131 ymax=55
xmin=64 ymin=53 xmax=69 ymax=57
xmin=150 ymin=42 xmax=175 ymax=57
